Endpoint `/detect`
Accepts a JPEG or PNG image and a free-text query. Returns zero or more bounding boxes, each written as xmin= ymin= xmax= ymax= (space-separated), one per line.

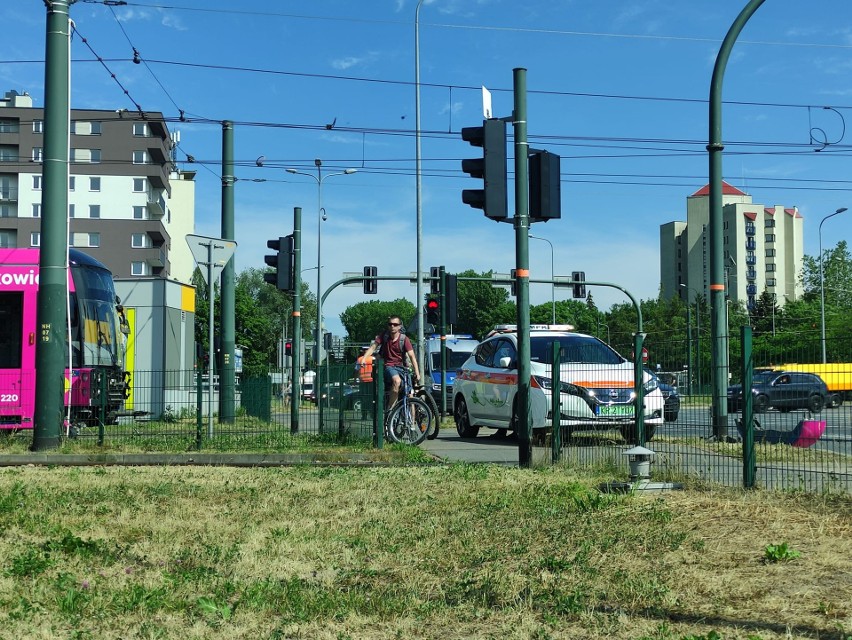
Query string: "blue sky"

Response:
xmin=3 ymin=0 xmax=852 ymax=336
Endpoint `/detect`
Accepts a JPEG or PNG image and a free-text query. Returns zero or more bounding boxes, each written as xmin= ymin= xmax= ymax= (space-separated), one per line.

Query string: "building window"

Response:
xmin=33 ymin=120 xmax=43 ymax=134
xmin=69 ymin=176 xmax=75 ymax=191
xmin=131 ymin=261 xmax=146 ymax=276
xmin=765 ymin=234 xmax=776 ymax=243
xmin=72 ymin=232 xmax=100 ymax=248
xmin=766 ymin=248 xmax=776 ymax=257
xmin=132 ymin=150 xmax=149 ymax=165
xmin=133 ymin=205 xmax=146 ymax=220
xmin=32 ymin=203 xmax=41 ymax=218
xmin=70 ymin=148 xmax=102 ymax=164
xmin=32 ymin=175 xmax=42 ymax=190
xmin=131 ymin=233 xmax=146 ymax=248
xmin=89 ymin=177 xmax=101 ymax=191
xmin=766 ymin=278 xmax=777 ymax=287
xmin=133 ymin=123 xmax=150 ymax=137
xmin=0 ymin=205 xmax=13 ymax=218
xmin=32 ymin=147 xmax=43 ymax=163
xmin=70 ymin=121 xmax=102 ymax=135
xmin=133 ymin=177 xmax=146 ymax=192
xmin=0 ymin=230 xmax=15 ymax=248
xmin=0 ymin=146 xmax=16 ymax=162
xmin=68 ymin=204 xmax=75 ymax=218
xmin=765 ymin=218 xmax=776 ymax=228
xmin=766 ymin=263 xmax=776 ymax=272
xmin=30 ymin=232 xmax=40 ymax=247
xmin=0 ymin=119 xmax=17 ymax=133
xmin=89 ymin=204 xmax=100 ymax=219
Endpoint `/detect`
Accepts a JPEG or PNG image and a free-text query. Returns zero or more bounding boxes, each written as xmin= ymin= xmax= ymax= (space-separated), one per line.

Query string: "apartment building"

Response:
xmin=660 ymin=181 xmax=804 ymax=309
xmin=0 ymin=89 xmax=195 ymax=283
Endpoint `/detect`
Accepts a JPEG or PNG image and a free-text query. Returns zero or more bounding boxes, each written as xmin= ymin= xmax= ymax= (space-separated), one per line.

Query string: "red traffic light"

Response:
xmin=426 ymin=299 xmax=439 ymax=311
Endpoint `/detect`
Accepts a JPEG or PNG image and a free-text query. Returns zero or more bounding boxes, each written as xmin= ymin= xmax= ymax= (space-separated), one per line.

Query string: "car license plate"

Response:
xmin=597 ymin=404 xmax=633 ymax=418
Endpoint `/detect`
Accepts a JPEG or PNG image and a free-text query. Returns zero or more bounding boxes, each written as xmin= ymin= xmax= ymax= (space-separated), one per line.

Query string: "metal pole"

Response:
xmin=219 ymin=121 xmax=235 ymax=423
xmin=513 ymin=68 xmax=533 ymax=468
xmin=206 ymin=243 xmax=215 ymax=439
xmin=414 ymin=0 xmax=426 ymax=376
xmin=819 ymin=207 xmax=848 ymax=363
xmin=290 ymin=207 xmax=302 ymax=433
xmin=32 ymin=0 xmax=72 ymax=451
xmin=315 ymin=159 xmax=323 ymax=370
xmin=529 ymin=235 xmax=555 ymax=323
xmin=708 ymin=0 xmax=765 ymax=441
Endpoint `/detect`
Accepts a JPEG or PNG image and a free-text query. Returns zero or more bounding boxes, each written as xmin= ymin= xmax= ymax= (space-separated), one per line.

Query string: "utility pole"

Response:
xmin=219 ymin=121 xmax=236 ymax=422
xmin=32 ymin=0 xmax=73 ymax=451
xmin=290 ymin=207 xmax=303 ymax=433
xmin=513 ymin=68 xmax=533 ymax=468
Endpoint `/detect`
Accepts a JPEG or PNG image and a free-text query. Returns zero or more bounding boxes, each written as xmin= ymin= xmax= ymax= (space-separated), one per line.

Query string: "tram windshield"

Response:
xmin=70 ymin=264 xmax=123 ymax=369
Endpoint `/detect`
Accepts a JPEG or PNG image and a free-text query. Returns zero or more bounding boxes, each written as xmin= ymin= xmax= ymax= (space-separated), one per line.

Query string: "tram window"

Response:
xmin=0 ymin=292 xmax=23 ymax=369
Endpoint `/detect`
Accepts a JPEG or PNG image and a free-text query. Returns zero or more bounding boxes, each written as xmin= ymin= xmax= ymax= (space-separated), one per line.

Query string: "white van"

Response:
xmin=424 ymin=334 xmax=480 ymax=406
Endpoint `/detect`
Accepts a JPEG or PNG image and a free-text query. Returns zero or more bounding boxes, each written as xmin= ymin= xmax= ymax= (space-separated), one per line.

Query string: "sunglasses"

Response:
xmin=388 ymin=322 xmax=401 ymax=327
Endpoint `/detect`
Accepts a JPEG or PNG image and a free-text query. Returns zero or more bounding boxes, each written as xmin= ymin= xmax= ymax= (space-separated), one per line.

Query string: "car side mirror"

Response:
xmin=499 ymin=356 xmax=512 ymax=369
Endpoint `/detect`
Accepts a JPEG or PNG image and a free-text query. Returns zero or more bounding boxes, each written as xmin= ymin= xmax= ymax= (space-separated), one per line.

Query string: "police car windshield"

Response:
xmin=430 ymin=349 xmax=474 ymax=369
xmin=530 ymin=334 xmax=624 ymax=365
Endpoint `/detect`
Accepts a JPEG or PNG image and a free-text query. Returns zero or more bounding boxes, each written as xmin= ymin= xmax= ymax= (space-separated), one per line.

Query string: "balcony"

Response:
xmin=745 ymin=240 xmax=756 ymax=251
xmin=147 ymin=190 xmax=166 ymax=218
xmin=0 ymin=187 xmax=17 ymax=203
xmin=746 ymin=255 xmax=756 ymax=265
xmin=746 ymin=270 xmax=756 ymax=280
xmin=147 ymin=247 xmax=166 ymax=268
xmin=745 ymin=224 xmax=755 ymax=236
xmin=746 ymin=284 xmax=757 ymax=295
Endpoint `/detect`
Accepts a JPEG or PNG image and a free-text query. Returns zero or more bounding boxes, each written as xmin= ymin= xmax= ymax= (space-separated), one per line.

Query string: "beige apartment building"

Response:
xmin=660 ymin=181 xmax=804 ymax=309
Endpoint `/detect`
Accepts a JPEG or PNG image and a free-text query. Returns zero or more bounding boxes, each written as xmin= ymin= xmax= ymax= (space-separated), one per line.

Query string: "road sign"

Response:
xmin=186 ymin=234 xmax=237 ymax=284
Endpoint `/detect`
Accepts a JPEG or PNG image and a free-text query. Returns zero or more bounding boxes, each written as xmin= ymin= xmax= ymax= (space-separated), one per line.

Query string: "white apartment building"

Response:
xmin=0 ymin=90 xmax=196 ymax=284
xmin=660 ymin=181 xmax=804 ymax=309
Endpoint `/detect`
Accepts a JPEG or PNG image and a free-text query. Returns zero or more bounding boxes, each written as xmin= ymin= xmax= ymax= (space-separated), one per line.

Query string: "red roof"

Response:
xmin=743 ymin=211 xmax=757 ymax=220
xmin=764 ymin=207 xmax=775 ymax=216
xmin=690 ymin=181 xmax=748 ymax=197
xmin=785 ymin=207 xmax=801 ymax=218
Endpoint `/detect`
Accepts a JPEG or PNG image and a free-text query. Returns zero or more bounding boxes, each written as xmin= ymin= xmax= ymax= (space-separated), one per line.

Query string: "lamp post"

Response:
xmin=286 ymin=161 xmax=356 ymax=367
xmin=680 ymin=284 xmax=702 ymax=395
xmin=414 ymin=0 xmax=426 ymax=374
xmin=819 ymin=207 xmax=848 ymax=363
xmin=597 ymin=319 xmax=610 ymax=344
xmin=529 ymin=234 xmax=555 ymax=323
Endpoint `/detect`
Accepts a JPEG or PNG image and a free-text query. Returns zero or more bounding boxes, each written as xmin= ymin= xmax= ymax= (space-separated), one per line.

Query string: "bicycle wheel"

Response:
xmin=418 ymin=390 xmax=440 ymax=439
xmin=386 ymin=397 xmax=432 ymax=445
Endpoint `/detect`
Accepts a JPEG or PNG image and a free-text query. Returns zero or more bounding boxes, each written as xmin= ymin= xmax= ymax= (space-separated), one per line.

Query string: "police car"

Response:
xmin=452 ymin=325 xmax=664 ymax=442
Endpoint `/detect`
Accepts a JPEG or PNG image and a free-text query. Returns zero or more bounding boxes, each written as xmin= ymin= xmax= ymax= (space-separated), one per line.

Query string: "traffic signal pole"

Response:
xmin=512 ymin=68 xmax=533 ymax=468
xmin=219 ymin=121 xmax=235 ymax=423
xmin=290 ymin=207 xmax=302 ymax=433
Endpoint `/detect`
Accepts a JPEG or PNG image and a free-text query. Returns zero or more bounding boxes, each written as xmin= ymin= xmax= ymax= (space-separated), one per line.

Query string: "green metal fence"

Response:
xmin=550 ymin=331 xmax=851 ymax=493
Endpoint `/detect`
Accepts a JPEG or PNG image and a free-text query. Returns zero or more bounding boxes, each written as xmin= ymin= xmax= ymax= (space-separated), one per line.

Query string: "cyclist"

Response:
xmin=360 ymin=315 xmax=421 ymax=410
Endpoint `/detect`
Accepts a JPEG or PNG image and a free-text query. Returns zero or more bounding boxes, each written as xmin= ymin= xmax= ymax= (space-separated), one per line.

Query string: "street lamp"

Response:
xmin=286 ymin=160 xmax=356 ymax=367
xmin=819 ymin=207 xmax=847 ymax=363
xmin=597 ymin=319 xmax=610 ymax=344
xmin=680 ymin=284 xmax=702 ymax=395
xmin=529 ymin=234 xmax=555 ymax=323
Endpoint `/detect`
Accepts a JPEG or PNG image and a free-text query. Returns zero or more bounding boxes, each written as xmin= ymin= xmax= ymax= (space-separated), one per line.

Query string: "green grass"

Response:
xmin=0 ymin=465 xmax=849 ymax=639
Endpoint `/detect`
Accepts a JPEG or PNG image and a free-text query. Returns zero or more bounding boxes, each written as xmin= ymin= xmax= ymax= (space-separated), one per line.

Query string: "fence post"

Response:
xmin=195 ymin=367 xmax=203 ymax=451
xmin=741 ymin=326 xmax=755 ymax=488
xmin=551 ymin=341 xmax=562 ymax=464
xmin=97 ymin=371 xmax=106 ymax=446
xmin=374 ymin=359 xmax=384 ymax=448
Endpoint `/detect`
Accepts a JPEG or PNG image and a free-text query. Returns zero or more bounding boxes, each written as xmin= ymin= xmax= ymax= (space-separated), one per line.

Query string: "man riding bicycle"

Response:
xmin=360 ymin=315 xmax=421 ymax=410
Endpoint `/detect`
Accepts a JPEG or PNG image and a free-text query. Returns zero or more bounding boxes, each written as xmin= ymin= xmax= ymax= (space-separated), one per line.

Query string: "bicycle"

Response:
xmin=414 ymin=385 xmax=440 ymax=439
xmin=385 ymin=371 xmax=435 ymax=446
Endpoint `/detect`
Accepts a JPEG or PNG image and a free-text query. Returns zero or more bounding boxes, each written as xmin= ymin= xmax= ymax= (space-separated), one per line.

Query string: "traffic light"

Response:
xmin=445 ymin=273 xmax=458 ymax=325
xmin=430 ymin=266 xmax=440 ymax=295
xmin=461 ymin=118 xmax=508 ymax=221
xmin=323 ymin=332 xmax=332 ymax=351
xmin=425 ymin=297 xmax=440 ymax=326
xmin=510 ymin=268 xmax=518 ymax=297
xmin=263 ymin=235 xmax=294 ymax=292
xmin=363 ymin=265 xmax=377 ymax=294
xmin=529 ymin=150 xmax=562 ymax=221
xmin=285 ymin=341 xmax=292 ymax=357
xmin=571 ymin=271 xmax=586 ymax=299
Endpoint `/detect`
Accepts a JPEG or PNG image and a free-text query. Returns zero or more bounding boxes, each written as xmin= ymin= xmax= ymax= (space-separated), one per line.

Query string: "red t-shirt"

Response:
xmin=375 ymin=332 xmax=411 ymax=367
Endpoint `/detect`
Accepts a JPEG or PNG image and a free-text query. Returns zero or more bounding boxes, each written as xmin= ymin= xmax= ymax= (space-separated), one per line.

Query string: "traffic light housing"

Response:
xmin=572 ymin=271 xmax=586 ymax=299
xmin=263 ymin=235 xmax=294 ymax=292
xmin=461 ymin=118 xmax=508 ymax=221
xmin=445 ymin=274 xmax=458 ymax=325
xmin=430 ymin=266 xmax=440 ymax=295
xmin=510 ymin=268 xmax=518 ymax=297
xmin=285 ymin=341 xmax=292 ymax=357
xmin=529 ymin=150 xmax=562 ymax=221
xmin=425 ymin=297 xmax=440 ymax=326
xmin=363 ymin=265 xmax=377 ymax=294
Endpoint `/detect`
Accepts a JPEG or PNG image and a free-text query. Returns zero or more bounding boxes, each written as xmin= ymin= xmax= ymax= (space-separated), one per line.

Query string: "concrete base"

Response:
xmin=599 ymin=480 xmax=684 ymax=494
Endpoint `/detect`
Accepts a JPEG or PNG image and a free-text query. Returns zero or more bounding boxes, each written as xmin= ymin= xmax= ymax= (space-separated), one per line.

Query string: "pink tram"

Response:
xmin=0 ymin=248 xmax=129 ymax=431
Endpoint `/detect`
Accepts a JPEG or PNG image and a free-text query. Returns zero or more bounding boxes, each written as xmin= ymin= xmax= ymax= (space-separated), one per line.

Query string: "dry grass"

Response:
xmin=0 ymin=464 xmax=850 ymax=640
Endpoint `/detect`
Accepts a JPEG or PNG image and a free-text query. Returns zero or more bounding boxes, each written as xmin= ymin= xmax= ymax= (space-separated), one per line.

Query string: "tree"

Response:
xmin=340 ymin=299 xmax=417 ymax=345
xmin=453 ymin=269 xmax=514 ymax=339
